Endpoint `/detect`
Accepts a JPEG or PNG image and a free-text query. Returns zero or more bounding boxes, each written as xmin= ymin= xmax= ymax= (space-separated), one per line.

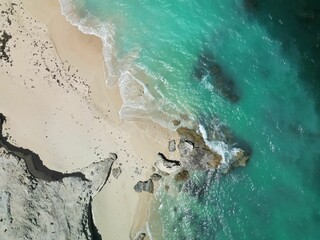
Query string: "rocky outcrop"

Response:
xmin=134 ymin=179 xmax=154 ymax=193
xmin=155 ymin=127 xmax=250 ymax=175
xmin=0 ymin=149 xmax=116 ymax=240
xmin=155 ymin=153 xmax=181 ymax=174
xmin=0 ymin=113 xmax=116 ymax=239
xmin=177 ymin=127 xmax=220 ymax=170
xmin=231 ymin=149 xmax=250 ymax=168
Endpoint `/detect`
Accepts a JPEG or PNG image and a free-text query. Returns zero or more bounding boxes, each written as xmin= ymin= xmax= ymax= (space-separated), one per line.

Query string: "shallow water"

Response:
xmin=60 ymin=0 xmax=320 ymax=239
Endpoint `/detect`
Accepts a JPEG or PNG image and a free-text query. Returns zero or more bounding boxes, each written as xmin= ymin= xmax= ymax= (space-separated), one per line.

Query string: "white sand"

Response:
xmin=0 ymin=0 xmax=179 ymax=239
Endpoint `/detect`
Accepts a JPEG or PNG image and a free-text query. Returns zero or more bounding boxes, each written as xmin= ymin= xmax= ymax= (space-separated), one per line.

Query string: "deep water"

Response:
xmin=61 ymin=0 xmax=320 ymax=239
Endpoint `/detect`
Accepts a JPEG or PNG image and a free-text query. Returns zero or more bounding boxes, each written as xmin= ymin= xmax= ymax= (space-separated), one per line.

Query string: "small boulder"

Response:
xmin=134 ymin=179 xmax=154 ymax=193
xmin=172 ymin=119 xmax=181 ymax=126
xmin=112 ymin=167 xmax=122 ymax=179
xmin=150 ymin=173 xmax=162 ymax=181
xmin=168 ymin=140 xmax=176 ymax=152
xmin=134 ymin=232 xmax=146 ymax=240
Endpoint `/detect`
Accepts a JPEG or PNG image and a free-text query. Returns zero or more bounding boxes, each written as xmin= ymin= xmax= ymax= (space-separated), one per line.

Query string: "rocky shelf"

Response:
xmin=0 ymin=113 xmax=117 ymax=240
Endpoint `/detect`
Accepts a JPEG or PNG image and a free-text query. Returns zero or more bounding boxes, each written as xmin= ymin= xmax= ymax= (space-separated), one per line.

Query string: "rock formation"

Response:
xmin=154 ymin=127 xmax=250 ymax=176
xmin=134 ymin=232 xmax=146 ymax=240
xmin=0 ymin=113 xmax=116 ymax=239
xmin=155 ymin=153 xmax=181 ymax=174
xmin=133 ymin=179 xmax=154 ymax=193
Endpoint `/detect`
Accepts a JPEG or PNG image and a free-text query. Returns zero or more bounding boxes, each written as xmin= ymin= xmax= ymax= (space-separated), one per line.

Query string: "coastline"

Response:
xmin=0 ymin=0 xmax=179 ymax=239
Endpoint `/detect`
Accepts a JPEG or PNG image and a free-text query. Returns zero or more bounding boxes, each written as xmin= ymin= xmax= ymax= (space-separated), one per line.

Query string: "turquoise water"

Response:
xmin=61 ymin=0 xmax=320 ymax=239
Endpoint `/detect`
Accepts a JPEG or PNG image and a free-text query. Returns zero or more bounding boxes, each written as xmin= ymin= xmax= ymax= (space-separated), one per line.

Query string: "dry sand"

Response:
xmin=0 ymin=0 xmax=179 ymax=239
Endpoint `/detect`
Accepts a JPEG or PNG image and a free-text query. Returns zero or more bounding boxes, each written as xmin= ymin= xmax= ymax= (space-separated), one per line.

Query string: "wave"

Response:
xmin=59 ymin=0 xmax=198 ymax=131
xmin=199 ymin=124 xmax=243 ymax=172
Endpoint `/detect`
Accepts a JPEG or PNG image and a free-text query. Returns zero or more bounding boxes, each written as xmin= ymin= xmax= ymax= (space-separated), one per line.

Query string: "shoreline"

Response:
xmin=1 ymin=0 xmax=179 ymax=239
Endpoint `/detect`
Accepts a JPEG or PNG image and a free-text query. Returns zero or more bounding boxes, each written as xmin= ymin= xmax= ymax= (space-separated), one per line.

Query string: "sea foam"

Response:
xmin=59 ymin=0 xmax=196 ymax=130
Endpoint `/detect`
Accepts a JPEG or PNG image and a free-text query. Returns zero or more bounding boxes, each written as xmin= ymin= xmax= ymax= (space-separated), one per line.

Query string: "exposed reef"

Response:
xmin=0 ymin=113 xmax=117 ymax=239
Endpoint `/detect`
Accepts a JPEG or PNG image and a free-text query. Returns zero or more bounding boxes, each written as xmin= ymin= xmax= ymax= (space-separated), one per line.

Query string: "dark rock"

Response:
xmin=296 ymin=8 xmax=318 ymax=24
xmin=174 ymin=170 xmax=190 ymax=182
xmin=168 ymin=140 xmax=176 ymax=152
xmin=214 ymin=75 xmax=239 ymax=103
xmin=193 ymin=53 xmax=216 ymax=80
xmin=181 ymin=180 xmax=201 ymax=197
xmin=172 ymin=119 xmax=181 ymax=126
xmin=112 ymin=167 xmax=122 ymax=179
xmin=134 ymin=232 xmax=146 ymax=240
xmin=243 ymin=0 xmax=259 ymax=12
xmin=150 ymin=173 xmax=162 ymax=181
xmin=179 ymin=114 xmax=189 ymax=121
xmin=134 ymin=179 xmax=154 ymax=193
xmin=231 ymin=149 xmax=249 ymax=168
xmin=0 ymin=30 xmax=12 ymax=63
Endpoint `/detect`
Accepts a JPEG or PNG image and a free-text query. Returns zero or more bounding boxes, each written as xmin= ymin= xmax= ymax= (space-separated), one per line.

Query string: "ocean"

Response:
xmin=60 ymin=0 xmax=320 ymax=239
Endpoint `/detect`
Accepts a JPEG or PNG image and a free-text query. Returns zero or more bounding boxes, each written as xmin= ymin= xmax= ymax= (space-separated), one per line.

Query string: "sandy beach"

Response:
xmin=0 ymin=0 xmax=179 ymax=239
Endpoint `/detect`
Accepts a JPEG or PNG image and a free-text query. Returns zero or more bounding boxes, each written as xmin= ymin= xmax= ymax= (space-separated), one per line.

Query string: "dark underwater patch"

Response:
xmin=193 ymin=53 xmax=240 ymax=103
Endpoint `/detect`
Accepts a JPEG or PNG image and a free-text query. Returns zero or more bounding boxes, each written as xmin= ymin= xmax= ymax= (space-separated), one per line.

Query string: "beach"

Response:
xmin=0 ymin=0 xmax=178 ymax=239
xmin=2 ymin=0 xmax=320 ymax=239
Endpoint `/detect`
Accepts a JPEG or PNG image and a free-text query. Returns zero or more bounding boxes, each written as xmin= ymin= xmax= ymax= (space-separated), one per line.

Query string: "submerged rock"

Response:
xmin=243 ymin=0 xmax=259 ymax=12
xmin=214 ymin=75 xmax=239 ymax=103
xmin=150 ymin=173 xmax=162 ymax=181
xmin=134 ymin=179 xmax=154 ymax=193
xmin=193 ymin=53 xmax=240 ymax=102
xmin=176 ymin=127 xmax=223 ymax=170
xmin=174 ymin=170 xmax=190 ymax=182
